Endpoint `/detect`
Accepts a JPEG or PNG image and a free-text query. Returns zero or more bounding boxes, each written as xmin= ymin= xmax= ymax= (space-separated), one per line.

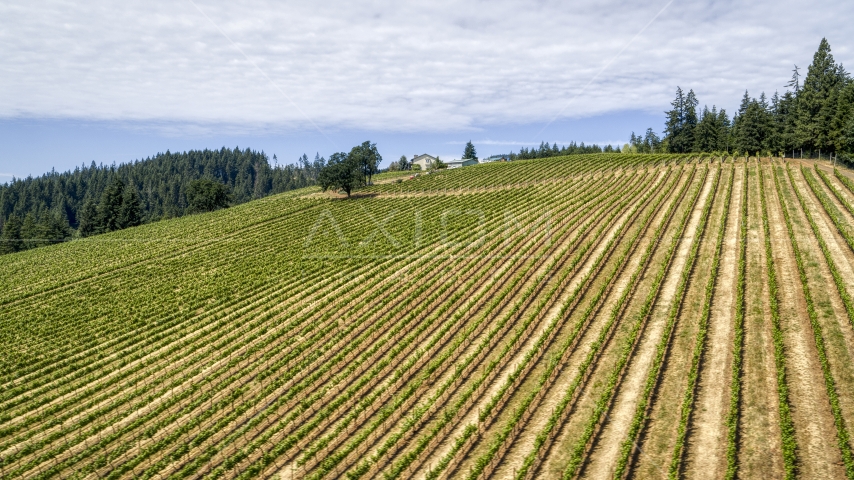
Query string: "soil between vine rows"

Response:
xmin=3 ymin=156 xmax=854 ymax=479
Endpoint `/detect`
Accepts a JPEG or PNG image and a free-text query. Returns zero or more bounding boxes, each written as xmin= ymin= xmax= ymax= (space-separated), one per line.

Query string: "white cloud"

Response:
xmin=0 ymin=0 xmax=850 ymax=135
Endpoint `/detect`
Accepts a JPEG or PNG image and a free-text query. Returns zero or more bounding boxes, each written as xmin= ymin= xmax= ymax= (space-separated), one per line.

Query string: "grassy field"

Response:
xmin=2 ymin=154 xmax=854 ymax=479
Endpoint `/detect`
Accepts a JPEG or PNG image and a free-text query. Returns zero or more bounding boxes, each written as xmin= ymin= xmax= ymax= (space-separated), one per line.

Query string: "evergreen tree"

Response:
xmin=737 ymin=90 xmax=751 ymax=117
xmin=735 ymin=97 xmax=773 ymax=155
xmin=759 ymin=92 xmax=769 ymax=111
xmin=119 ymin=186 xmax=143 ymax=228
xmin=643 ymin=128 xmax=662 ymax=153
xmin=832 ymin=81 xmax=854 ymax=153
xmin=0 ymin=145 xmax=324 ymax=254
xmin=397 ymin=155 xmax=410 ymax=171
xmin=39 ymin=211 xmax=70 ymax=245
xmin=20 ymin=213 xmax=38 ymax=250
xmin=683 ymin=89 xmax=699 ymax=149
xmin=664 ymin=87 xmax=686 ymax=152
xmin=694 ymin=106 xmax=721 ymax=152
xmin=97 ymin=178 xmax=125 ymax=233
xmin=717 ymin=108 xmax=732 ymax=152
xmin=663 ymin=87 xmax=698 ymax=152
xmin=797 ymin=38 xmax=847 ymax=152
xmin=463 ymin=141 xmax=477 ymax=160
xmin=786 ymin=65 xmax=801 ymax=95
xmin=767 ymin=92 xmax=784 ymax=154
xmin=0 ymin=214 xmax=22 ymax=253
xmin=78 ymin=197 xmax=99 ymax=237
xmin=777 ymin=92 xmax=799 ymax=154
xmin=841 ymin=116 xmax=854 ymax=155
xmin=636 ymin=39 xmax=853 ymax=157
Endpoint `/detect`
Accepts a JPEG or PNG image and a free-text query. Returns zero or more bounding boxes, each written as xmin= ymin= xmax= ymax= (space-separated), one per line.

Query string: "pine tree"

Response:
xmin=786 ymin=65 xmax=801 ymax=95
xmin=834 ymin=82 xmax=854 ymax=153
xmin=463 ymin=141 xmax=477 ymax=160
xmin=842 ymin=117 xmax=854 ymax=157
xmin=797 ymin=38 xmax=846 ymax=152
xmin=78 ymin=197 xmax=99 ymax=237
xmin=398 ymin=155 xmax=409 ymax=171
xmin=683 ymin=89 xmax=699 ymax=150
xmin=119 ymin=187 xmax=143 ymax=229
xmin=20 ymin=213 xmax=38 ymax=250
xmin=663 ymin=87 xmax=699 ymax=152
xmin=643 ymin=128 xmax=661 ymax=153
xmin=694 ymin=106 xmax=720 ymax=152
xmin=767 ymin=92 xmax=784 ymax=154
xmin=737 ymin=90 xmax=751 ymax=117
xmin=777 ymin=91 xmax=799 ymax=154
xmin=735 ymin=97 xmax=774 ymax=155
xmin=39 ymin=211 xmax=70 ymax=245
xmin=97 ymin=178 xmax=125 ymax=233
xmin=664 ymin=87 xmax=686 ymax=152
xmin=717 ymin=108 xmax=732 ymax=152
xmin=0 ymin=214 xmax=22 ymax=253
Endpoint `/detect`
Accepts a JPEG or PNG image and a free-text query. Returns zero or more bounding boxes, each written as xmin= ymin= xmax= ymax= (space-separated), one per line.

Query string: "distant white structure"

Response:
xmin=481 ymin=154 xmax=509 ymax=163
xmin=411 ymin=154 xmax=439 ymax=170
xmin=447 ymin=158 xmax=479 ymax=169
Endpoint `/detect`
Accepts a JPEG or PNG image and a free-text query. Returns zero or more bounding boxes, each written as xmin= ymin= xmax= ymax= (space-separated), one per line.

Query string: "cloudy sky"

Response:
xmin=0 ymin=0 xmax=851 ymax=177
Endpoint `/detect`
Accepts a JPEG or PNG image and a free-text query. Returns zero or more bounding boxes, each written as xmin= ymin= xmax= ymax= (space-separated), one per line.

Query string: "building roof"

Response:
xmin=447 ymin=158 xmax=479 ymax=165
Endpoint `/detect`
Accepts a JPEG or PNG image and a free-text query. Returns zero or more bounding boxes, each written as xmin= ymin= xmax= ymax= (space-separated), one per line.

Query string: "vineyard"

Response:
xmin=3 ymin=154 xmax=854 ymax=479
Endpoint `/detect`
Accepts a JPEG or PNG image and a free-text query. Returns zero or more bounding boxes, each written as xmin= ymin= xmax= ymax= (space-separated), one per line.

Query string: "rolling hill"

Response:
xmin=3 ymin=154 xmax=854 ymax=479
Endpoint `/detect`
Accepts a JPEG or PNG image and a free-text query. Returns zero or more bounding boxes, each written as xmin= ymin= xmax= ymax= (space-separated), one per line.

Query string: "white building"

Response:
xmin=447 ymin=158 xmax=479 ymax=169
xmin=411 ymin=154 xmax=439 ymax=170
xmin=481 ymin=154 xmax=509 ymax=163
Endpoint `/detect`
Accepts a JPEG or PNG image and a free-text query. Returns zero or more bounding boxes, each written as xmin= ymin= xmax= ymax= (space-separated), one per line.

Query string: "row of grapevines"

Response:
xmin=723 ymin=161 xmax=749 ymax=479
xmin=288 ymin=169 xmax=656 ymax=480
xmin=613 ymin=163 xmax=722 ymax=478
xmin=760 ymin=162 xmax=798 ymax=478
xmin=668 ymin=162 xmax=735 ymax=477
xmin=214 ymin=174 xmax=632 ymax=478
xmin=779 ymin=165 xmax=854 ymax=479
xmin=512 ymin=167 xmax=684 ymax=480
xmin=13 ymin=190 xmax=540 ymax=476
xmin=560 ymin=165 xmax=706 ymax=479
xmin=802 ymin=168 xmax=854 ymax=328
xmin=113 ymin=185 xmax=588 ymax=480
xmin=405 ymin=168 xmax=675 ymax=480
xmin=343 ymin=171 xmax=662 ymax=479
xmin=460 ymin=168 xmax=677 ymax=479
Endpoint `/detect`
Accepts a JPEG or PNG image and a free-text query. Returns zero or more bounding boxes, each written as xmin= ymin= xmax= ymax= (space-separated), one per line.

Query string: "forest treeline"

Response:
xmin=629 ymin=38 xmax=854 ymax=159
xmin=0 ymin=147 xmax=325 ymax=253
xmin=510 ymin=141 xmax=619 ymax=160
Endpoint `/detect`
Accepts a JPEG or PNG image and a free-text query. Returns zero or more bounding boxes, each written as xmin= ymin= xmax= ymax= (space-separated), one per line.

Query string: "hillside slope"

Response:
xmin=3 ymin=154 xmax=854 ymax=479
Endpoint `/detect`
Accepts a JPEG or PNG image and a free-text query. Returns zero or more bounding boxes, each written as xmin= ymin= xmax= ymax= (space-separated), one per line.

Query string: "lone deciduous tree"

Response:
xmin=350 ymin=141 xmax=382 ymax=185
xmin=318 ymin=152 xmax=360 ymax=197
xmin=187 ymin=178 xmax=232 ymax=213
